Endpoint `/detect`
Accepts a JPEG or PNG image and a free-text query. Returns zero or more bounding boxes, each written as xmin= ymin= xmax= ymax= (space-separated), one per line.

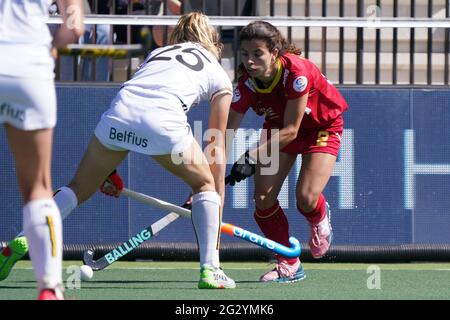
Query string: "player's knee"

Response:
xmin=253 ymin=193 xmax=277 ymax=210
xmin=189 ymin=174 xmax=215 ymax=194
xmin=296 ymin=191 xmax=320 ymax=212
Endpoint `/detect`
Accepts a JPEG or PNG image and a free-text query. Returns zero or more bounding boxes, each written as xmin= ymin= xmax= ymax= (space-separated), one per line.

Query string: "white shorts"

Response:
xmin=0 ymin=75 xmax=56 ymax=130
xmin=94 ymin=89 xmax=194 ymax=155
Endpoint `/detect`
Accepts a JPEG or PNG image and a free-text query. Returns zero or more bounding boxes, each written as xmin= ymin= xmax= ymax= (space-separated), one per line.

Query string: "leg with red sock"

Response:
xmin=254 ymin=201 xmax=305 ymax=283
xmin=297 ymin=194 xmax=333 ymax=259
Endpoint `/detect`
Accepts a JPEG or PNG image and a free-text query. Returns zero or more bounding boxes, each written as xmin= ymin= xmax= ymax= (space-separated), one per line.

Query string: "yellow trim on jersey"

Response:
xmin=46 ymin=216 xmax=57 ymax=257
xmin=251 ymin=59 xmax=283 ymax=94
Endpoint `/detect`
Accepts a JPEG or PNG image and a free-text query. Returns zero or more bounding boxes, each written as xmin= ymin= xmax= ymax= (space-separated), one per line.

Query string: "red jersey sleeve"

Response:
xmin=230 ymin=77 xmax=255 ymax=114
xmin=284 ymin=57 xmax=312 ymax=100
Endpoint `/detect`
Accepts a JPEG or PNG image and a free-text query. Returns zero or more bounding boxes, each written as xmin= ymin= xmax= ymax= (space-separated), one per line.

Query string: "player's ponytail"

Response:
xmin=170 ymin=12 xmax=223 ymax=60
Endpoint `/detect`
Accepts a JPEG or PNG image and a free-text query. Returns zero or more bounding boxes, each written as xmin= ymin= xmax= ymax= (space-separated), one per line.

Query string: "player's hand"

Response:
xmin=100 ymin=170 xmax=124 ymax=198
xmin=229 ymin=151 xmax=256 ymax=186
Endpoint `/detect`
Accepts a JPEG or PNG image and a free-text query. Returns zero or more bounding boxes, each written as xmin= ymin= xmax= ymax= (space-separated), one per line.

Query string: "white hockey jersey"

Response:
xmin=122 ymin=42 xmax=233 ymax=114
xmin=0 ymin=0 xmax=54 ymax=79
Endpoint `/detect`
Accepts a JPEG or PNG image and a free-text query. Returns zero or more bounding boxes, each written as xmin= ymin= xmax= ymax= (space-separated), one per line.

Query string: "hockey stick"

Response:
xmin=84 ymin=176 xmax=301 ymax=270
xmin=83 ymin=179 xmax=231 ymax=271
xmin=83 ymin=212 xmax=180 ymax=271
xmin=122 ymin=188 xmax=302 ymax=259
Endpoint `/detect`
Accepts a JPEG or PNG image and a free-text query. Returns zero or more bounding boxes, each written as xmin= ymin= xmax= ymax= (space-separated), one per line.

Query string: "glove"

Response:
xmin=182 ymin=193 xmax=193 ymax=210
xmin=100 ymin=170 xmax=124 ymax=198
xmin=229 ymin=151 xmax=256 ymax=186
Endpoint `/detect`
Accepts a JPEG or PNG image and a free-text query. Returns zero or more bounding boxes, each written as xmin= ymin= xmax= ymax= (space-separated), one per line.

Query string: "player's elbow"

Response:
xmin=56 ymin=25 xmax=85 ymax=47
xmin=282 ymin=127 xmax=299 ymax=143
xmin=71 ymin=25 xmax=85 ymax=39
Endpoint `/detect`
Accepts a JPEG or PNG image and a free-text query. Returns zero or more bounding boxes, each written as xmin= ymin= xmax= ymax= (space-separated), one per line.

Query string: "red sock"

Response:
xmin=297 ymin=194 xmax=327 ymax=225
xmin=1 ymin=247 xmax=11 ymax=257
xmin=254 ymin=201 xmax=297 ymax=264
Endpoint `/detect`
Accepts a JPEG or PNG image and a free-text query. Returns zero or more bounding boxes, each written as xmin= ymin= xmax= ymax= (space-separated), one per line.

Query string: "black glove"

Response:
xmin=229 ymin=151 xmax=256 ymax=186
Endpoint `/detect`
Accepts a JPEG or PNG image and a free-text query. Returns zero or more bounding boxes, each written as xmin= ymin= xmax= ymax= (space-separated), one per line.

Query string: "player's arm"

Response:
xmin=207 ymin=92 xmax=232 ymax=203
xmin=225 ymin=109 xmax=245 ymax=158
xmin=227 ymin=109 xmax=245 ymax=133
xmin=52 ymin=0 xmax=85 ymax=54
xmin=248 ymin=93 xmax=308 ymax=161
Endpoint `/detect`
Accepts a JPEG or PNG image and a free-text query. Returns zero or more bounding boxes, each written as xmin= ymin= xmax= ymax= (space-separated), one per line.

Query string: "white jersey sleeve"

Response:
xmin=123 ymin=42 xmax=232 ymax=113
xmin=205 ymin=58 xmax=233 ymax=103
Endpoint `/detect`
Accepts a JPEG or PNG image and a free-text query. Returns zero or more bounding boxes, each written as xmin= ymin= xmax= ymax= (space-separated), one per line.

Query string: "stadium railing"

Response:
xmin=50 ymin=0 xmax=450 ymax=85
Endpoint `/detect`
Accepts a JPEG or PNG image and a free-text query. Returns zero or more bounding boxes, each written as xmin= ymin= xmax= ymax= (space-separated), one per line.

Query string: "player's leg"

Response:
xmin=0 ymin=136 xmax=128 ymax=282
xmin=52 ymin=135 xmax=128 ymax=226
xmin=65 ymin=136 xmax=128 ymax=204
xmin=0 ymin=76 xmax=56 ymax=287
xmin=253 ymin=152 xmax=305 ymax=283
xmin=152 ymin=140 xmax=235 ymax=289
xmin=53 ymin=102 xmax=129 ymax=219
xmin=296 ymin=152 xmax=336 ymax=258
xmin=3 ymin=125 xmax=64 ymax=298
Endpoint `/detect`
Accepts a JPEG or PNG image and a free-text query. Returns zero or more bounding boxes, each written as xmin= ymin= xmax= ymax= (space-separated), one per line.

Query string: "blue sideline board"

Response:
xmin=1 ymin=85 xmax=449 ymax=245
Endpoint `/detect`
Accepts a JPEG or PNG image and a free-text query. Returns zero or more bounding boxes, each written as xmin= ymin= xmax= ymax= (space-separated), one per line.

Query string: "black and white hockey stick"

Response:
xmin=83 ymin=211 xmax=180 ymax=271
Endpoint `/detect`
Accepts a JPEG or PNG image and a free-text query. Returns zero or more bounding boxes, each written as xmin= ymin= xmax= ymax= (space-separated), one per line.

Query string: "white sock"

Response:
xmin=23 ymin=198 xmax=63 ymax=290
xmin=53 ymin=186 xmax=78 ymax=220
xmin=191 ymin=191 xmax=221 ymax=269
xmin=16 ymin=186 xmax=78 ymax=238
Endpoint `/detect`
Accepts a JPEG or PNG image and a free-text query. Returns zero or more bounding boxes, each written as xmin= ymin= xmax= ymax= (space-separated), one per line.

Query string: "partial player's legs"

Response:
xmin=253 ymin=152 xmax=305 ymax=282
xmin=66 ymin=136 xmax=128 ymax=204
xmin=296 ymin=152 xmax=336 ymax=259
xmin=0 ymin=136 xmax=128 ymax=284
xmin=51 ymin=136 xmax=128 ymax=250
xmin=153 ymin=140 xmax=235 ymax=289
xmin=51 ymin=136 xmax=128 ymax=242
xmin=0 ymin=236 xmax=28 ymax=281
xmin=2 ymin=125 xmax=63 ymax=299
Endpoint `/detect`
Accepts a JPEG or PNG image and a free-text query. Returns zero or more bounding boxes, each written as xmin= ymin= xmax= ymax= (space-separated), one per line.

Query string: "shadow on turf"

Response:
xmin=5 ymin=280 xmax=198 ymax=284
xmin=87 ymin=280 xmax=260 ymax=284
xmin=0 ymin=285 xmax=35 ymax=289
xmin=89 ymin=280 xmax=197 ymax=284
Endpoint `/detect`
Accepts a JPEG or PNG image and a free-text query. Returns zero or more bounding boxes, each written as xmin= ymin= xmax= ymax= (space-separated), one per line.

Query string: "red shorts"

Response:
xmin=263 ymin=115 xmax=344 ymax=156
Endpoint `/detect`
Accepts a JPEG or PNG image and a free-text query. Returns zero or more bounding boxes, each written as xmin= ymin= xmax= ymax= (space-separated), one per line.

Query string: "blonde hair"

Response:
xmin=169 ymin=12 xmax=223 ymax=60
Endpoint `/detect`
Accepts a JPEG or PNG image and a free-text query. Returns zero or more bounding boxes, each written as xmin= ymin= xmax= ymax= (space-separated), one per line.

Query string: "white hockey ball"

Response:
xmin=79 ymin=265 xmax=94 ymax=281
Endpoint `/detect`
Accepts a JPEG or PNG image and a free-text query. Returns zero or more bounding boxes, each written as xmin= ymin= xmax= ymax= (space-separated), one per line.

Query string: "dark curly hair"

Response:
xmin=239 ymin=20 xmax=301 ymax=56
xmin=237 ymin=21 xmax=301 ymax=79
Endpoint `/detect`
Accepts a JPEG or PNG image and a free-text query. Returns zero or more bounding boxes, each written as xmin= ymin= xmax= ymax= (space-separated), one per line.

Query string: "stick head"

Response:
xmin=287 ymin=236 xmax=302 ymax=257
xmin=82 ymin=249 xmax=97 ymax=270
